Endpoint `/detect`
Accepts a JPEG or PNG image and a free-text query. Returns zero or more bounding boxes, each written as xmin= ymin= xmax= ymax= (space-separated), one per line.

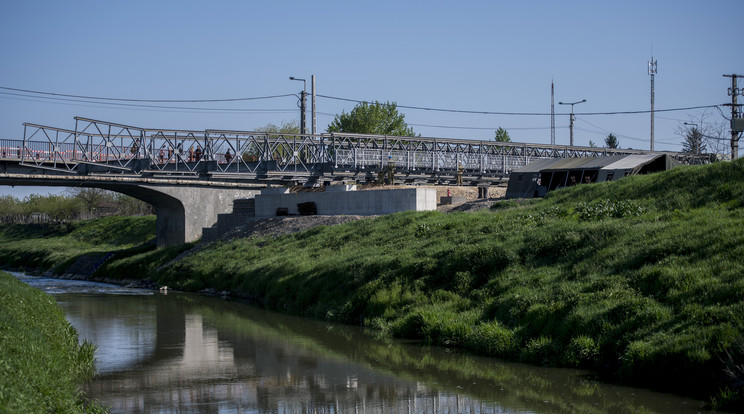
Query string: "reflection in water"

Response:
xmin=16 ymin=274 xmax=708 ymax=413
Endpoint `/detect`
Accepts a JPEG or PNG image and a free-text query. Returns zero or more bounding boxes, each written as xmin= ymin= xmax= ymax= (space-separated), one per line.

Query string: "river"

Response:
xmin=14 ymin=272 xmax=710 ymax=413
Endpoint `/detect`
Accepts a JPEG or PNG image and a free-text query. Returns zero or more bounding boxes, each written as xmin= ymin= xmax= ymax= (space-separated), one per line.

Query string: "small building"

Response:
xmin=505 ymin=154 xmax=679 ymax=199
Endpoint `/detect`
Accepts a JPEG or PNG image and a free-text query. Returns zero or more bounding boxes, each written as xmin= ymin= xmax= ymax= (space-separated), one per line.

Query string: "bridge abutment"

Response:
xmin=118 ymin=184 xmax=260 ymax=247
xmin=0 ymin=173 xmax=260 ymax=247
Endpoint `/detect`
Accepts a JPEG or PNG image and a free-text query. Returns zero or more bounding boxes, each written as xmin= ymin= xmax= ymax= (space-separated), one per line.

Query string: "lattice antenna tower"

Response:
xmin=551 ymin=79 xmax=555 ymax=146
xmin=648 ymin=56 xmax=658 ymax=151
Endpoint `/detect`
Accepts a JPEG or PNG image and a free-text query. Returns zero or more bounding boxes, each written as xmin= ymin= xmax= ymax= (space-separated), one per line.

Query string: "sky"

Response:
xmin=1 ymin=0 xmax=742 ymax=198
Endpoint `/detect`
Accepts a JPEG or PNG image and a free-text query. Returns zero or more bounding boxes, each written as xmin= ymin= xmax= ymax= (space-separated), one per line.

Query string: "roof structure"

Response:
xmin=505 ymin=154 xmax=679 ymax=199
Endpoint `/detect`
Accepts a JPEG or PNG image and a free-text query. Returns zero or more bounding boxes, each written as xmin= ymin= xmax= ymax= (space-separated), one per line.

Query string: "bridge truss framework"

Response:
xmin=13 ymin=116 xmax=715 ymax=186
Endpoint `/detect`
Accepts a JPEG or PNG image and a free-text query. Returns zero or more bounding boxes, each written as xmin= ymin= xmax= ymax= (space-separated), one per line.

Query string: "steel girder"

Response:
xmin=17 ymin=117 xmax=717 ymax=181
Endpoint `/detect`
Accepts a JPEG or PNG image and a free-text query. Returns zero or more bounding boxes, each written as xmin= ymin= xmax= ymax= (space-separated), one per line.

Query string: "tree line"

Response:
xmin=0 ymin=188 xmax=153 ymax=224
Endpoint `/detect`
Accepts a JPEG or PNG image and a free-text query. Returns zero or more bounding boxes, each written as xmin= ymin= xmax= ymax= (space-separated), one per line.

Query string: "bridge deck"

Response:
xmin=2 ymin=116 xmax=715 ymax=186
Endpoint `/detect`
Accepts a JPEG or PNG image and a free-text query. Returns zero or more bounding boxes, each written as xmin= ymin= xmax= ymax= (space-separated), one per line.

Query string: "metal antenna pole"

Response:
xmin=551 ymin=79 xmax=555 ymax=146
xmin=649 ymin=57 xmax=657 ymax=151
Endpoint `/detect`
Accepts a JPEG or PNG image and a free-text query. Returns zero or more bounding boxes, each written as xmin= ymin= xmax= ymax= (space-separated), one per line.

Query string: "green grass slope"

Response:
xmin=0 ymin=215 xmax=156 ymax=273
xmin=154 ymin=159 xmax=744 ymax=408
xmin=0 ymin=271 xmax=105 ymax=413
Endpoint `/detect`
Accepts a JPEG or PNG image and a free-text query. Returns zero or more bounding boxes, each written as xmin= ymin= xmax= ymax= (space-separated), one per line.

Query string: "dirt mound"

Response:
xmin=222 ymin=215 xmax=371 ymax=240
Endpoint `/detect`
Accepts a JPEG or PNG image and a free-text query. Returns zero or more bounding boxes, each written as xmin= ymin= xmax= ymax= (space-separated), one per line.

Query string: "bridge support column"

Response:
xmin=147 ymin=186 xmax=260 ymax=247
xmin=110 ymin=184 xmax=260 ymax=247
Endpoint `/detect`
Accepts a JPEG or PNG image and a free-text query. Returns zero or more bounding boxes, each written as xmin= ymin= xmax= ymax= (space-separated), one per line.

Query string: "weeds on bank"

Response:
xmin=0 ymin=271 xmax=105 ymax=413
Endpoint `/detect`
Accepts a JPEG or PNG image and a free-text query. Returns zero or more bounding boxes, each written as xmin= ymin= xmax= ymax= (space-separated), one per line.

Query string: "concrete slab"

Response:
xmin=254 ymin=187 xmax=436 ymax=217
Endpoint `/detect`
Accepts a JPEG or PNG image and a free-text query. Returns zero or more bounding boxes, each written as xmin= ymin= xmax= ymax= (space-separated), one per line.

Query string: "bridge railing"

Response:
xmin=16 ymin=116 xmax=719 ymax=179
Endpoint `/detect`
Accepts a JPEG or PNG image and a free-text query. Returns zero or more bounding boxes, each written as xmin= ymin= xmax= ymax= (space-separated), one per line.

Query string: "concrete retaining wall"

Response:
xmin=255 ymin=187 xmax=437 ymax=217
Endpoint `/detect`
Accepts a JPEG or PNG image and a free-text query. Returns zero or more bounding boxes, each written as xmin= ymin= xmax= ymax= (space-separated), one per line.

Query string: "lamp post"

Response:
xmin=558 ymin=99 xmax=586 ymax=146
xmin=289 ymin=76 xmax=307 ymax=135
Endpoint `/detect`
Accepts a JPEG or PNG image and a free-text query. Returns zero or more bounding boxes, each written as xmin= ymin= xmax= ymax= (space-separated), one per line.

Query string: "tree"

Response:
xmin=255 ymin=120 xmax=300 ymax=135
xmin=327 ymin=101 xmax=415 ymax=136
xmin=243 ymin=121 xmax=301 ymax=161
xmin=494 ymin=127 xmax=511 ymax=142
xmin=589 ymin=140 xmax=597 ymax=148
xmin=67 ymin=188 xmax=111 ymax=215
xmin=604 ymin=133 xmax=619 ymax=149
xmin=675 ymin=110 xmax=728 ymax=157
xmin=114 ymin=193 xmax=153 ymax=216
xmin=682 ymin=127 xmax=707 ymax=155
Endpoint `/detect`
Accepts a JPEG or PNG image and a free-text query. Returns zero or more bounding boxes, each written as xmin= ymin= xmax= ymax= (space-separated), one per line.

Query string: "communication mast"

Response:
xmin=648 ymin=57 xmax=657 ymax=151
xmin=551 ymin=79 xmax=555 ymax=146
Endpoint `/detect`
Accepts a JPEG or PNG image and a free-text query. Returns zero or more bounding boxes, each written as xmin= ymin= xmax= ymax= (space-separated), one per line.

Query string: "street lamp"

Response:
xmin=289 ymin=77 xmax=307 ymax=135
xmin=558 ymin=99 xmax=587 ymax=146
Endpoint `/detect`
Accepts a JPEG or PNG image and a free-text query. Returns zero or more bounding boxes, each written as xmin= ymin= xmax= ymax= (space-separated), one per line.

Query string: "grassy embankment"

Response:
xmin=0 ymin=215 xmax=166 ymax=275
xmin=0 ymin=159 xmax=742 ymax=408
xmin=0 ymin=271 xmax=105 ymax=412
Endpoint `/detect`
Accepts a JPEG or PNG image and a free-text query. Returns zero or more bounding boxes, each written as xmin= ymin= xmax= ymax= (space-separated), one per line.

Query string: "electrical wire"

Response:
xmin=0 ymin=86 xmax=295 ymax=103
xmin=408 ymin=123 xmax=567 ymax=131
xmin=2 ymin=85 xmax=723 ymax=118
xmin=316 ymin=94 xmax=720 ymax=117
xmin=0 ymin=91 xmax=297 ymax=114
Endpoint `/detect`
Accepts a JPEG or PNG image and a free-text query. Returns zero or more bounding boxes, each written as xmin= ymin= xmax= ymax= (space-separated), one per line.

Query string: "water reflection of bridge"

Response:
xmin=63 ymin=291 xmax=698 ymax=414
xmin=73 ymin=293 xmax=502 ymax=413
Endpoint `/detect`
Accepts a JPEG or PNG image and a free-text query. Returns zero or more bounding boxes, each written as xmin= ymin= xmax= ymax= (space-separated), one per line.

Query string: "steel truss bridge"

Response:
xmin=7 ymin=116 xmax=715 ymax=186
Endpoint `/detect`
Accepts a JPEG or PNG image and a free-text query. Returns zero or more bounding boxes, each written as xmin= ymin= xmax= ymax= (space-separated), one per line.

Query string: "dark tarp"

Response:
xmin=505 ymin=154 xmax=678 ymax=199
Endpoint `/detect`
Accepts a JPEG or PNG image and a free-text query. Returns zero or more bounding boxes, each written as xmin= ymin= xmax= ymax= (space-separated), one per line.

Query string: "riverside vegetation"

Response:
xmin=0 ymin=271 xmax=105 ymax=412
xmin=0 ymin=159 xmax=742 ymax=410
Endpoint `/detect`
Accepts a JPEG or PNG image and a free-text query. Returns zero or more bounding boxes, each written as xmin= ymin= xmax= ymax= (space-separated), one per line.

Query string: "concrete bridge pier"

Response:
xmin=115 ymin=185 xmax=260 ymax=247
xmin=0 ymin=172 xmax=261 ymax=247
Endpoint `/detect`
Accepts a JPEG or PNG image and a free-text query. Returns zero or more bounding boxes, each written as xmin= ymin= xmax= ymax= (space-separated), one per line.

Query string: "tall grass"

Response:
xmin=0 ymin=271 xmax=105 ymax=412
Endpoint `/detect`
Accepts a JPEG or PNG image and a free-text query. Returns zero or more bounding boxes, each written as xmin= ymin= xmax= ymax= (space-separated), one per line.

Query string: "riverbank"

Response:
xmin=1 ymin=160 xmax=743 ymax=410
xmin=0 ymin=271 xmax=105 ymax=412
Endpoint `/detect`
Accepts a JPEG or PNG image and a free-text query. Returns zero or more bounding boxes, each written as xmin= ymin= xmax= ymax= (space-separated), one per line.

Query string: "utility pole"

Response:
xmin=311 ymin=75 xmax=316 ymax=136
xmin=289 ymin=77 xmax=307 ymax=135
xmin=300 ymin=89 xmax=307 ymax=135
xmin=649 ymin=57 xmax=657 ymax=151
xmin=558 ymin=99 xmax=586 ymax=147
xmin=724 ymin=74 xmax=743 ymax=160
xmin=551 ymin=79 xmax=555 ymax=146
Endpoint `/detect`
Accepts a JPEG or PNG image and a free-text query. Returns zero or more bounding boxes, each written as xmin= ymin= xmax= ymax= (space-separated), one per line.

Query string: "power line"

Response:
xmin=408 ymin=123 xmax=567 ymax=131
xmin=0 ymin=86 xmax=295 ymax=103
xmin=316 ymin=94 xmax=720 ymax=116
xmin=0 ymin=91 xmax=297 ymax=114
xmin=2 ymin=85 xmax=722 ymax=118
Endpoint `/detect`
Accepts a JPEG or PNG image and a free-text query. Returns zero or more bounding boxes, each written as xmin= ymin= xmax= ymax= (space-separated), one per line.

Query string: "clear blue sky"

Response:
xmin=1 ymin=0 xmax=741 ymax=197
